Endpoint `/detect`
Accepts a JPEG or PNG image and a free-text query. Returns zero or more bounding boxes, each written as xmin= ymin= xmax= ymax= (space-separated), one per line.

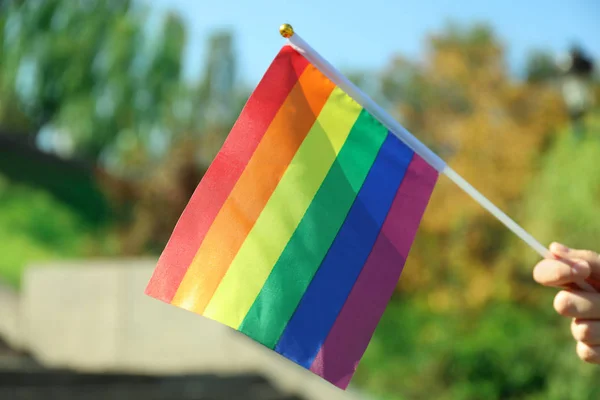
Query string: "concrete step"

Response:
xmin=0 ymin=370 xmax=306 ymax=400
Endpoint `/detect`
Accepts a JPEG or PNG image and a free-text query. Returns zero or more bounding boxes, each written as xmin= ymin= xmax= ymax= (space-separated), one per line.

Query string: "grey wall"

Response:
xmin=0 ymin=259 xmax=363 ymax=400
xmin=0 ymin=281 xmax=21 ymax=350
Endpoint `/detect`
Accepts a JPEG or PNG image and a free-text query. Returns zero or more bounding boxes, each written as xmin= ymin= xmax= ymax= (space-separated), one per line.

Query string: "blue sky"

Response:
xmin=142 ymin=0 xmax=599 ymax=85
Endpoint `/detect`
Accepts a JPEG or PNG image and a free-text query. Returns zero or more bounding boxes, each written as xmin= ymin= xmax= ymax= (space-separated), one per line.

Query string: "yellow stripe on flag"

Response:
xmin=203 ymin=88 xmax=362 ymax=329
xmin=170 ymin=65 xmax=335 ymax=314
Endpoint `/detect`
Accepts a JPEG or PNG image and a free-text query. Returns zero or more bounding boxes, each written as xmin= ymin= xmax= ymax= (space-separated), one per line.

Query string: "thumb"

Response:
xmin=551 ymin=243 xmax=600 ymax=287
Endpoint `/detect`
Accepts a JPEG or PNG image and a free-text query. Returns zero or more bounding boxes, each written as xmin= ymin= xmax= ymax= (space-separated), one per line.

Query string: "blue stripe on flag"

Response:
xmin=274 ymin=133 xmax=414 ymax=368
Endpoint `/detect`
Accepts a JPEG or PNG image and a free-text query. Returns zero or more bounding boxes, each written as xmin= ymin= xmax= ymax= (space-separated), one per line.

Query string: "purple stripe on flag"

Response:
xmin=274 ymin=134 xmax=413 ymax=368
xmin=309 ymin=154 xmax=438 ymax=389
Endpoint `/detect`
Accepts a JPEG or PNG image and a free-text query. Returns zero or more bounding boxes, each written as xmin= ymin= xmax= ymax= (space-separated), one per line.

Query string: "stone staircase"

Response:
xmin=0 ymin=260 xmax=362 ymax=400
xmin=0 ymin=336 xmax=307 ymax=400
xmin=0 ymin=370 xmax=306 ymax=400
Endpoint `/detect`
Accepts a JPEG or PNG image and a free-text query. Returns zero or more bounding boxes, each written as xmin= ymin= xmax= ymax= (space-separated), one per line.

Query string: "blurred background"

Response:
xmin=0 ymin=0 xmax=599 ymax=399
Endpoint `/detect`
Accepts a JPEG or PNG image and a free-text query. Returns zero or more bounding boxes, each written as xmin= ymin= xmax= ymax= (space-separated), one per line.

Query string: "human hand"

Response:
xmin=533 ymin=242 xmax=600 ymax=364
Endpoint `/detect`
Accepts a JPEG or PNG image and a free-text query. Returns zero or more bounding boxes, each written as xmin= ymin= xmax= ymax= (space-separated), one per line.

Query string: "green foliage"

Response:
xmin=0 ymin=174 xmax=114 ymax=287
xmin=526 ymin=50 xmax=561 ymax=83
xmin=0 ymin=0 xmax=187 ymax=166
xmin=0 ymin=142 xmax=110 ymax=224
xmin=355 ymin=298 xmax=600 ymax=400
xmin=0 ymin=0 xmax=246 ymax=254
xmin=0 ymin=0 xmax=246 ymax=176
xmin=522 ymin=114 xmax=600 ymax=260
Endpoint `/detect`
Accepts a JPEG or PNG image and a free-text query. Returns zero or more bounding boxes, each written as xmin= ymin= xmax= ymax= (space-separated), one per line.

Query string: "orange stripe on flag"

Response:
xmin=171 ymin=65 xmax=336 ymax=314
xmin=145 ymin=47 xmax=308 ymax=303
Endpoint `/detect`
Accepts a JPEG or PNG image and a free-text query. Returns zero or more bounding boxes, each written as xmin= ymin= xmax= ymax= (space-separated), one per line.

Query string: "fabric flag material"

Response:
xmin=145 ymin=45 xmax=438 ymax=390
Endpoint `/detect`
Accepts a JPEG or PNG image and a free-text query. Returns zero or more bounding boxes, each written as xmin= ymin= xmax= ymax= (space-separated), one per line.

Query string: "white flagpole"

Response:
xmin=278 ymin=24 xmax=597 ymax=292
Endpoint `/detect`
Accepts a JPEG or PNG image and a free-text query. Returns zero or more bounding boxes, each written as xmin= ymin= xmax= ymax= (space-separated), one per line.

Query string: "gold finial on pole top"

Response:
xmin=279 ymin=23 xmax=294 ymax=38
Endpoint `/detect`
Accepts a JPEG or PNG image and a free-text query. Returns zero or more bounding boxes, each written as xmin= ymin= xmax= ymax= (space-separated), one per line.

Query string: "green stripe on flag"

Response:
xmin=238 ymin=109 xmax=388 ymax=348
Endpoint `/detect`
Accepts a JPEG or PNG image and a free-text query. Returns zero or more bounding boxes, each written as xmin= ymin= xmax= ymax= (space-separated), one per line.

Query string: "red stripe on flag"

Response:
xmin=309 ymin=154 xmax=438 ymax=389
xmin=145 ymin=46 xmax=309 ymax=303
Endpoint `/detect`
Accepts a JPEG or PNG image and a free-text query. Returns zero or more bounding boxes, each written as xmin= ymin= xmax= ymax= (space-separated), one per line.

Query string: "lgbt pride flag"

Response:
xmin=145 ymin=43 xmax=438 ymax=388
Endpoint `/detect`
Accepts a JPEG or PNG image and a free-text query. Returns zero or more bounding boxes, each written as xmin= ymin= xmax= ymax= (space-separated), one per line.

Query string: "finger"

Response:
xmin=551 ymin=243 xmax=600 ymax=283
xmin=576 ymin=341 xmax=600 ymax=364
xmin=533 ymin=258 xmax=589 ymax=287
xmin=571 ymin=319 xmax=600 ymax=346
xmin=554 ymin=291 xmax=600 ymax=319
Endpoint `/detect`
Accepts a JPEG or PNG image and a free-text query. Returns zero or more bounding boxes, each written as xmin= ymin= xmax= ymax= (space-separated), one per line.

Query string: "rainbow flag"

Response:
xmin=145 ymin=45 xmax=438 ymax=389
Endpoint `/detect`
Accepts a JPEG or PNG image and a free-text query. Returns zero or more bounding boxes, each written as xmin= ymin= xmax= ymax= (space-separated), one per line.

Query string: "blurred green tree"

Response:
xmin=526 ymin=50 xmax=560 ymax=83
xmin=0 ymin=0 xmax=186 ymax=167
xmin=0 ymin=0 xmax=247 ymax=267
xmin=195 ymin=31 xmax=247 ymax=164
xmin=109 ymin=29 xmax=249 ymax=254
xmin=377 ymin=23 xmax=568 ymax=310
xmin=521 ymin=111 xmax=600 ymax=262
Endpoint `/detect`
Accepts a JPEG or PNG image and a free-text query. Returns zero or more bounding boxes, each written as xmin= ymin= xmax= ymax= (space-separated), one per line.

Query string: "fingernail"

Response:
xmin=552 ymin=242 xmax=570 ymax=254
